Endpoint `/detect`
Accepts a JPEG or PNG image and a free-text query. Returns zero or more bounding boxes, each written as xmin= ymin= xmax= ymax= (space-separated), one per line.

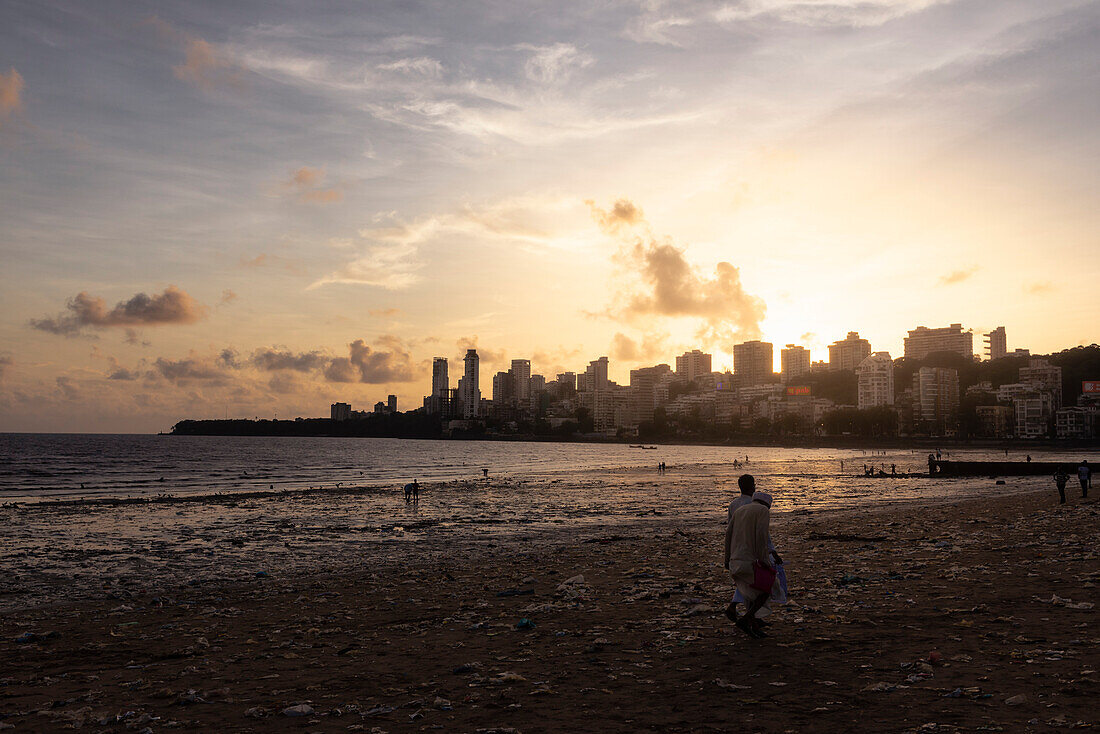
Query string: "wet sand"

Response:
xmin=1 ymin=485 xmax=1097 ymax=732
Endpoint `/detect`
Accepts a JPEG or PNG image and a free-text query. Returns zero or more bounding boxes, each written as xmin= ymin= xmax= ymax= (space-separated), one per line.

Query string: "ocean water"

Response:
xmin=0 ymin=433 xmax=1088 ymax=508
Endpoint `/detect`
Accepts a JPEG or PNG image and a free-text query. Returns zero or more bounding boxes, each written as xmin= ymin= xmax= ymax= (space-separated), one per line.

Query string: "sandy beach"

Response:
xmin=1 ymin=480 xmax=1097 ymax=732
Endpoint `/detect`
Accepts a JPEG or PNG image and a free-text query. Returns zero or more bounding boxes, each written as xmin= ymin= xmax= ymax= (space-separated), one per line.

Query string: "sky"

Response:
xmin=1 ymin=0 xmax=1098 ymax=433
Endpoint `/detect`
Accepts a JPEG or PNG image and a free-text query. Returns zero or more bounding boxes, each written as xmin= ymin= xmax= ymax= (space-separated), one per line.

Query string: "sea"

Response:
xmin=0 ymin=433 xmax=1088 ymax=508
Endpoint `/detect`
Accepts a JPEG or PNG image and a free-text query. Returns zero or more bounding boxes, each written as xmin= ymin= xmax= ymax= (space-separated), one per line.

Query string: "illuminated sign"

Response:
xmin=1084 ymin=381 xmax=1100 ymax=394
xmin=786 ymin=385 xmax=811 ymax=397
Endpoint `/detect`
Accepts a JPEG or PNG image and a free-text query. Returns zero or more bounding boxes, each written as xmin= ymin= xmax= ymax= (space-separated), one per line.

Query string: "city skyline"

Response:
xmin=2 ymin=1 xmax=1099 ymax=433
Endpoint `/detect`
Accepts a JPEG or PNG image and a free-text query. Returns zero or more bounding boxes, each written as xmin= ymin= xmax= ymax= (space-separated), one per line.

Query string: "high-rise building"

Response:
xmin=584 ymin=357 xmax=610 ymax=392
xmin=629 ymin=364 xmax=673 ymax=424
xmin=1019 ymin=358 xmax=1062 ymax=408
xmin=903 ymin=324 xmax=973 ymax=360
xmin=456 ymin=348 xmax=480 ymax=418
xmin=387 ymin=394 xmax=397 ymax=413
xmin=780 ymin=345 xmax=811 ymax=384
xmin=492 ymin=371 xmax=514 ymax=405
xmin=1015 ymin=392 xmax=1054 ymax=438
xmin=511 ymin=359 xmax=531 ymax=401
xmin=330 ymin=402 xmax=351 ymax=421
xmin=675 ymin=350 xmax=712 ymax=383
xmin=529 ymin=374 xmax=546 ymax=411
xmin=912 ymin=366 xmax=960 ymax=436
xmin=984 ymin=327 xmax=1007 ymax=361
xmin=432 ymin=358 xmax=449 ymax=397
xmin=556 ymin=372 xmax=576 ymax=392
xmin=733 ymin=340 xmax=773 ymax=386
xmin=828 ymin=332 xmax=871 ymax=371
xmin=857 ymin=352 xmax=894 ymax=409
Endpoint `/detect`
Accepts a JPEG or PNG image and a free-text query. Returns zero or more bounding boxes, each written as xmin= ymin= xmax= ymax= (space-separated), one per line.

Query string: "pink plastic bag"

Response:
xmin=751 ymin=561 xmax=777 ymax=592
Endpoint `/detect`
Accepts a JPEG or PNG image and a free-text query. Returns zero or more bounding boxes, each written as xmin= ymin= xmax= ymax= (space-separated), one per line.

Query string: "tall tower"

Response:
xmin=511 ymin=359 xmax=531 ymax=401
xmin=780 ymin=344 xmax=810 ymax=384
xmin=432 ymin=358 xmax=449 ymax=397
xmin=460 ymin=348 xmax=480 ymax=418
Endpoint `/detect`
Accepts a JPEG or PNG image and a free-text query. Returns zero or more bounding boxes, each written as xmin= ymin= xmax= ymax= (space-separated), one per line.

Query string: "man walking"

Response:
xmin=1079 ymin=460 xmax=1091 ymax=498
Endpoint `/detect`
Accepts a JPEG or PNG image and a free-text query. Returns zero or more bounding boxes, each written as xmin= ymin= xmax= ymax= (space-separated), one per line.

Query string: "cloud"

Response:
xmin=219 ymin=289 xmax=238 ymax=305
xmin=310 ymin=241 xmax=422 ymax=290
xmin=610 ymin=332 xmax=668 ymax=362
xmin=108 ymin=367 xmax=141 ymax=381
xmin=0 ymin=355 xmax=11 ymax=381
xmin=282 ymin=166 xmax=344 ymax=204
xmin=369 ymin=308 xmax=402 ymax=317
xmin=591 ymin=198 xmax=766 ymax=346
xmin=56 ymin=376 xmax=80 ymax=401
xmin=123 ymin=328 xmax=151 ymax=347
xmin=323 ymin=338 xmax=419 ymax=383
xmin=800 ymin=332 xmax=817 ymax=343
xmin=938 ymin=266 xmax=978 ymax=285
xmin=0 ymin=68 xmax=24 ymax=127
xmin=174 ymin=37 xmax=247 ymax=91
xmin=219 ymin=348 xmax=242 ymax=369
xmin=519 ymin=43 xmax=593 ymax=84
xmin=251 ymin=347 xmax=329 ymax=372
xmin=587 ymin=198 xmax=645 ymax=233
xmin=378 ymin=57 xmax=443 ymax=77
xmin=153 ymin=356 xmax=229 ymax=382
xmin=30 ymin=286 xmax=207 ymax=337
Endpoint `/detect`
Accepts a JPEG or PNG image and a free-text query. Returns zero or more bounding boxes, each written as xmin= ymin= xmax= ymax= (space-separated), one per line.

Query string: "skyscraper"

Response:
xmin=856 ymin=352 xmax=894 ymax=409
xmin=585 ymin=357 xmax=609 ymax=392
xmin=456 ymin=348 xmax=480 ymax=418
xmin=629 ymin=364 xmax=673 ymax=424
xmin=984 ymin=326 xmax=1007 ymax=361
xmin=675 ymin=350 xmax=712 ymax=383
xmin=432 ymin=358 xmax=449 ymax=397
xmin=733 ymin=340 xmax=773 ymax=386
xmin=903 ymin=324 xmax=973 ymax=360
xmin=780 ymin=344 xmax=810 ymax=384
xmin=511 ymin=359 xmax=531 ymax=401
xmin=828 ymin=332 xmax=871 ymax=371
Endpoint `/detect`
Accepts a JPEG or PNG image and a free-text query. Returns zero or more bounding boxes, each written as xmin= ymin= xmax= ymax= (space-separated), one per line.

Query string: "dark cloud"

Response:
xmin=56 ymin=376 xmax=80 ymax=401
xmin=938 ymin=266 xmax=978 ymax=286
xmin=30 ymin=286 xmax=207 ymax=337
xmin=219 ymin=348 xmax=242 ymax=369
xmin=251 ymin=347 xmax=329 ymax=372
xmin=153 ymin=357 xmax=226 ymax=382
xmin=108 ymin=367 xmax=140 ymax=381
xmin=123 ymin=328 xmax=151 ymax=347
xmin=323 ymin=338 xmax=418 ymax=383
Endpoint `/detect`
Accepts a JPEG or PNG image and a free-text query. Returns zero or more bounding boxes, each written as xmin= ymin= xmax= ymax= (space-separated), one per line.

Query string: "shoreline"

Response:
xmin=2 ymin=485 xmax=1097 ymax=731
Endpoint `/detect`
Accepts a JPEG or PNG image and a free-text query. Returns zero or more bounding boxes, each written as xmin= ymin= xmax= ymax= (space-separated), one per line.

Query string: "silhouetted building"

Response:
xmin=912 ymin=366 xmax=959 ymax=436
xmin=1015 ymin=392 xmax=1054 ymax=438
xmin=511 ymin=359 xmax=531 ymax=401
xmin=425 ymin=357 xmax=450 ymax=415
xmin=373 ymin=401 xmax=386 ymax=414
xmin=856 ymin=352 xmax=894 ymax=409
xmin=330 ymin=402 xmax=351 ymax=421
xmin=1056 ymin=407 xmax=1099 ymax=439
xmin=556 ymin=372 xmax=576 ymax=392
xmin=984 ymin=327 xmax=1007 ymax=361
xmin=904 ymin=324 xmax=973 ymax=360
xmin=1019 ymin=358 xmax=1062 ymax=408
xmin=456 ymin=349 xmax=480 ymax=418
xmin=630 ymin=364 xmax=673 ymax=424
xmin=781 ymin=344 xmax=810 ymax=384
xmin=387 ymin=394 xmax=397 ymax=413
xmin=828 ymin=332 xmax=871 ymax=371
xmin=734 ymin=340 xmax=773 ymax=386
xmin=975 ymin=405 xmax=1013 ymax=438
xmin=675 ymin=350 xmax=712 ymax=383
xmin=492 ymin=370 xmax=514 ymax=405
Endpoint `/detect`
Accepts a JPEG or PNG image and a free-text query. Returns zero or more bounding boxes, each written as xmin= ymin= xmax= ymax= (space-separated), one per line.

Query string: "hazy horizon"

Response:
xmin=2 ymin=0 xmax=1098 ymax=433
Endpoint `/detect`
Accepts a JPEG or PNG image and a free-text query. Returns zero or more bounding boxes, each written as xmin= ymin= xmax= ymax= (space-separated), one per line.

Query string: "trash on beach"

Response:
xmin=515 ymin=617 xmax=536 ymax=630
xmin=282 ymin=703 xmax=315 ymax=716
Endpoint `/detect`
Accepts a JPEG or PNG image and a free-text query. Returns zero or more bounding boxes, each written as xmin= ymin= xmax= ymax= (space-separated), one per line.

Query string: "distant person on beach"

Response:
xmin=1079 ymin=461 xmax=1091 ymax=498
xmin=1054 ymin=467 xmax=1069 ymax=505
xmin=927 ymin=454 xmax=937 ymax=475
xmin=1026 ymin=455 xmax=1032 ymax=463
xmin=403 ymin=480 xmax=419 ymax=502
xmin=724 ymin=489 xmax=782 ymax=638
